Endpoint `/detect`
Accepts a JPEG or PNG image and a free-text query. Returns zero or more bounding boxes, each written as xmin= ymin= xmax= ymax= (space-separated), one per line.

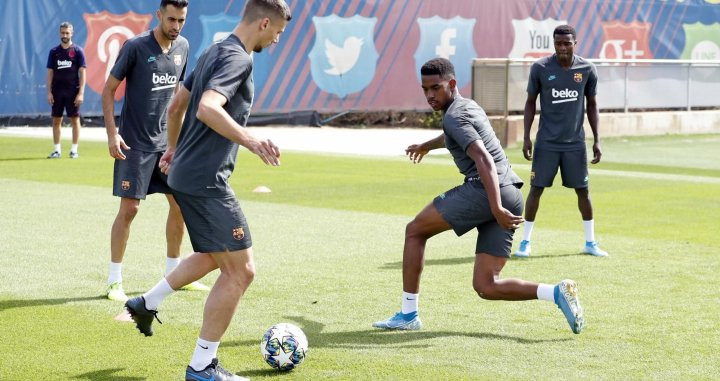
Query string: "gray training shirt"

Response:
xmin=443 ymin=95 xmax=523 ymax=187
xmin=110 ymin=31 xmax=189 ymax=152
xmin=168 ymin=34 xmax=254 ymax=197
xmin=527 ymin=54 xmax=597 ymax=151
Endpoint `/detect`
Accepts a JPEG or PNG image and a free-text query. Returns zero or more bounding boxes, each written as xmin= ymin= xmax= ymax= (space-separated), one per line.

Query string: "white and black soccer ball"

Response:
xmin=260 ymin=323 xmax=308 ymax=371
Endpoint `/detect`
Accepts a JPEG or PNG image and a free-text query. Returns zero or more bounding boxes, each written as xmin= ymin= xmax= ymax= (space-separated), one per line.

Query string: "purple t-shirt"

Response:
xmin=46 ymin=44 xmax=86 ymax=93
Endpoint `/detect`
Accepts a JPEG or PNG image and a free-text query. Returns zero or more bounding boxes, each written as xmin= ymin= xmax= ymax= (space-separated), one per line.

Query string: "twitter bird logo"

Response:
xmin=324 ymin=37 xmax=364 ymax=76
xmin=309 ymin=15 xmax=378 ymax=98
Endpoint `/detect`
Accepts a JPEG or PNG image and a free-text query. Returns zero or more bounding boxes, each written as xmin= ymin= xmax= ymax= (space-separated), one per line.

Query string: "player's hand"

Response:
xmin=159 ymin=148 xmax=175 ymax=175
xmin=248 ymin=138 xmax=281 ymax=166
xmin=591 ymin=141 xmax=602 ymax=164
xmin=47 ymin=93 xmax=54 ymax=105
xmin=108 ymin=133 xmax=131 ymax=160
xmin=492 ymin=207 xmax=524 ymax=230
xmin=522 ymin=139 xmax=533 ymax=161
xmin=74 ymin=93 xmax=84 ymax=107
xmin=406 ymin=143 xmax=429 ymax=164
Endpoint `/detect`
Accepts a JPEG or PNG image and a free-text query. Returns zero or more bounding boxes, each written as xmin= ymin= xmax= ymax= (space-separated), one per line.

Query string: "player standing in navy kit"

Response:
xmin=46 ymin=22 xmax=86 ymax=159
xmin=516 ymin=25 xmax=609 ymax=258
xmin=102 ymin=0 xmax=208 ymax=302
xmin=123 ymin=1 xmax=291 ymax=379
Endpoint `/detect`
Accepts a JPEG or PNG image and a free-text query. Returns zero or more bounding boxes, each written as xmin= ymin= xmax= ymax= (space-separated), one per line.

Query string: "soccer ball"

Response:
xmin=260 ymin=323 xmax=308 ymax=371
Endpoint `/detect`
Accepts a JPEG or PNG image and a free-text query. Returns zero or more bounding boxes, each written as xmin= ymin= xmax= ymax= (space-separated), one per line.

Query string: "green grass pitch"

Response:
xmin=0 ymin=133 xmax=718 ymax=380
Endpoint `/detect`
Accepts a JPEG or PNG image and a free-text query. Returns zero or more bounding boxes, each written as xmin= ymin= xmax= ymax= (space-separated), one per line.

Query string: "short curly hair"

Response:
xmin=553 ymin=24 xmax=576 ymax=39
xmin=420 ymin=57 xmax=455 ymax=80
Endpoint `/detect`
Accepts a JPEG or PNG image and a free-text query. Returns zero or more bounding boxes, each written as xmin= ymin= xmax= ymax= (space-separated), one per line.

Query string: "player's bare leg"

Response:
xmin=472 ymin=253 xmax=537 ymax=300
xmin=576 ymin=187 xmax=608 ymax=256
xmin=107 ymin=197 xmax=140 ymax=300
xmin=374 ymin=202 xmax=451 ymax=330
xmin=69 ymin=116 xmax=81 ymax=158
xmin=200 ymin=248 xmax=255 ymax=341
xmin=165 ymin=194 xmax=184 ymax=260
xmin=402 ymin=202 xmax=452 ymax=293
xmin=47 ymin=117 xmax=63 ymax=158
xmin=516 ymin=186 xmax=544 ymax=257
xmin=166 ymin=194 xmax=211 ymax=290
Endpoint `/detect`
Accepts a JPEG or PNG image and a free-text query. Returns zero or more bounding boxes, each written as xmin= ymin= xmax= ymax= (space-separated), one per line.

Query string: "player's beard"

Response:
xmin=61 ymin=37 xmax=70 ymax=44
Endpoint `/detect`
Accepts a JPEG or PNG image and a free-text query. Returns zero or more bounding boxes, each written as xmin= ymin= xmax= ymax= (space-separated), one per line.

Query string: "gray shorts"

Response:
xmin=433 ymin=181 xmax=524 ymax=258
xmin=530 ymin=148 xmax=589 ymax=188
xmin=113 ymin=150 xmax=171 ymax=199
xmin=172 ymin=190 xmax=252 ymax=253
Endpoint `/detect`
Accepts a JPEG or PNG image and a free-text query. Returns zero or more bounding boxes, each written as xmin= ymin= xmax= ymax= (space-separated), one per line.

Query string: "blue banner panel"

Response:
xmin=1 ymin=0 xmax=718 ymax=116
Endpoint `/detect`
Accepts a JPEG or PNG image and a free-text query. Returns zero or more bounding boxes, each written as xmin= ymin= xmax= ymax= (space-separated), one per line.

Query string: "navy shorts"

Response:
xmin=172 ymin=190 xmax=253 ymax=253
xmin=51 ymin=91 xmax=80 ymax=118
xmin=433 ymin=181 xmax=524 ymax=258
xmin=113 ymin=149 xmax=171 ymax=199
xmin=530 ymin=148 xmax=589 ymax=189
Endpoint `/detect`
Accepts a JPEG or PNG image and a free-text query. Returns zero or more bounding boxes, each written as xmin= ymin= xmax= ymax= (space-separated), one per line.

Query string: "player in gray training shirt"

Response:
xmin=101 ymin=0 xmax=209 ymax=303
xmin=373 ymin=58 xmax=585 ymax=335
xmin=123 ymin=1 xmax=292 ymax=379
xmin=516 ymin=24 xmax=609 ymax=258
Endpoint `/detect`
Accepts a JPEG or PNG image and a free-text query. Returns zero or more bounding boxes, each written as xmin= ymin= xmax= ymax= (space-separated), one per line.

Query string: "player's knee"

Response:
xmin=118 ymin=203 xmax=140 ymax=221
xmin=529 ymin=186 xmax=544 ymax=197
xmin=225 ymin=261 xmax=256 ymax=288
xmin=405 ymin=219 xmax=429 ymax=240
xmin=473 ymin=280 xmax=498 ymax=300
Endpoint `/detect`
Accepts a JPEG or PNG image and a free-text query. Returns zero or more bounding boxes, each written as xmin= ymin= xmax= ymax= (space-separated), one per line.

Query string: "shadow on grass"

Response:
xmin=224 ymin=316 xmax=569 ymax=352
xmin=0 ymin=295 xmax=105 ymax=312
xmin=0 ymin=157 xmax=47 ymax=162
xmin=380 ymin=256 xmax=473 ymax=270
xmin=72 ymin=368 xmax=145 ymax=380
xmin=511 ymin=253 xmax=585 ymax=259
xmin=381 ymin=252 xmax=587 ymax=269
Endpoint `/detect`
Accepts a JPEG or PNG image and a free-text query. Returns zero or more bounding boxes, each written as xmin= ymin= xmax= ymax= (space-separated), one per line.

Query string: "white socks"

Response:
xmin=142 ymin=278 xmax=175 ymax=311
xmin=190 ymin=338 xmax=219 ymax=371
xmin=522 ymin=221 xmax=534 ymax=241
xmin=583 ymin=219 xmax=595 ymax=242
xmin=537 ymin=284 xmax=555 ymax=302
xmin=401 ymin=292 xmax=418 ymax=314
xmin=70 ymin=143 xmax=78 ymax=154
xmin=108 ymin=262 xmax=122 ymax=285
xmin=165 ymin=257 xmax=181 ymax=276
xmin=53 ymin=143 xmax=61 ymax=153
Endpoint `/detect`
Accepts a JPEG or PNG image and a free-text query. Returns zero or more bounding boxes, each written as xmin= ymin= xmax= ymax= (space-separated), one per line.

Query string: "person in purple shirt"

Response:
xmin=46 ymin=22 xmax=86 ymax=159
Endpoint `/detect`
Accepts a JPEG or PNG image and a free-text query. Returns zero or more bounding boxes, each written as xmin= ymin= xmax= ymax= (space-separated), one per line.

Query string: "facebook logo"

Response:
xmin=414 ymin=16 xmax=477 ymax=88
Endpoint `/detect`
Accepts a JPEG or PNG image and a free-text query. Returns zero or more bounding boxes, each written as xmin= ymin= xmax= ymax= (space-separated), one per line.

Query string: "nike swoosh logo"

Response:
xmin=199 ymin=344 xmax=209 ymax=349
xmin=186 ymin=371 xmax=214 ymax=381
xmin=405 ymin=298 xmax=415 ymax=300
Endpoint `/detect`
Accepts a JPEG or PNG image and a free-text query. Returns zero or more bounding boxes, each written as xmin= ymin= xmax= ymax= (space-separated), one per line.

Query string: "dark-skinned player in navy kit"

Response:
xmin=516 ymin=24 xmax=609 ymax=258
xmin=373 ymin=58 xmax=585 ymax=335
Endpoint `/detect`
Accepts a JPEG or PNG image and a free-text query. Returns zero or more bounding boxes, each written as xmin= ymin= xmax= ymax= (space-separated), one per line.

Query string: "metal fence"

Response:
xmin=471 ymin=58 xmax=720 ymax=116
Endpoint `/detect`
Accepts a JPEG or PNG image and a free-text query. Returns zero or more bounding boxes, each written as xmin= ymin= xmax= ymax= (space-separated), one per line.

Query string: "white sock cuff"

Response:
xmin=142 ymin=278 xmax=175 ymax=311
xmin=522 ymin=221 xmax=535 ymax=242
xmin=537 ymin=283 xmax=555 ymax=302
xmin=165 ymin=257 xmax=181 ymax=276
xmin=401 ymin=291 xmax=419 ymax=314
xmin=108 ymin=262 xmax=122 ymax=285
xmin=583 ymin=219 xmax=595 ymax=242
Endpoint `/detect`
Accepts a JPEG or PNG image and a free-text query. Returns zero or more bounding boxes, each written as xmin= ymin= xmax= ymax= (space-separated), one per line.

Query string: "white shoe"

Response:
xmin=583 ymin=241 xmax=608 ymax=257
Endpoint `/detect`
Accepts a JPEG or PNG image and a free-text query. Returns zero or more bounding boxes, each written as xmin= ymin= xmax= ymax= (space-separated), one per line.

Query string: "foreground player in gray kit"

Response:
xmin=373 ymin=58 xmax=584 ymax=335
xmin=516 ymin=24 xmax=608 ymax=258
xmin=124 ymin=1 xmax=291 ymax=379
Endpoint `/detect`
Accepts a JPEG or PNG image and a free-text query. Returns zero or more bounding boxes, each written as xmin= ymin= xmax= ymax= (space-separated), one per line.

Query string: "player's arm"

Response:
xmin=523 ymin=92 xmax=538 ymax=161
xmin=466 ymin=141 xmax=523 ymax=230
xmin=196 ymin=89 xmax=280 ymax=166
xmin=405 ymin=134 xmax=445 ymax=164
xmin=159 ymin=85 xmax=191 ymax=175
xmin=46 ymin=69 xmax=54 ymax=105
xmin=74 ymin=67 xmax=86 ymax=107
xmin=586 ymin=95 xmax=601 ymax=164
xmin=102 ymin=74 xmax=130 ymax=159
